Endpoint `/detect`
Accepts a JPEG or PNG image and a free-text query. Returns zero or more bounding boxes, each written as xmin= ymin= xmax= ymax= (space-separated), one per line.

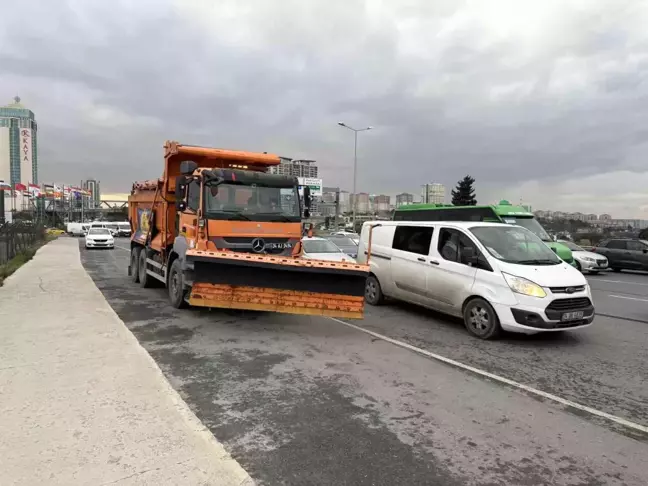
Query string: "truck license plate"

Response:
xmin=561 ymin=311 xmax=584 ymax=321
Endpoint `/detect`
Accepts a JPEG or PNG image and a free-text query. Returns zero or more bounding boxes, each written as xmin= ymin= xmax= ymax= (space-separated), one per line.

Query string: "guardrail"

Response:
xmin=0 ymin=222 xmax=46 ymax=265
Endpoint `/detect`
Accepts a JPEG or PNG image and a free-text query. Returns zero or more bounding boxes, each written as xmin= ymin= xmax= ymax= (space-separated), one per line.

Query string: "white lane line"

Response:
xmin=115 ymin=245 xmax=131 ymax=252
xmin=608 ymin=294 xmax=648 ymax=302
xmin=593 ymin=278 xmax=648 ymax=287
xmin=329 ymin=317 xmax=648 ymax=435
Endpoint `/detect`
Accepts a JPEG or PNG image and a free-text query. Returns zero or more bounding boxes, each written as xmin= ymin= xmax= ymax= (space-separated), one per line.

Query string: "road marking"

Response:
xmin=593 ymin=278 xmax=648 ymax=287
xmin=608 ymin=294 xmax=648 ymax=302
xmin=115 ymin=245 xmax=130 ymax=252
xmin=329 ymin=317 xmax=648 ymax=435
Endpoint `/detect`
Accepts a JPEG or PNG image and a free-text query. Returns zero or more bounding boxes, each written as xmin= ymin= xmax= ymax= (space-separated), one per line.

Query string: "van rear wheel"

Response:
xmin=365 ymin=275 xmax=384 ymax=306
xmin=463 ymin=298 xmax=501 ymax=340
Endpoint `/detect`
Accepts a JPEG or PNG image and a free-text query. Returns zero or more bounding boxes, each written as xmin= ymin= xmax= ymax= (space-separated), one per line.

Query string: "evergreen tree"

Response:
xmin=451 ymin=175 xmax=477 ymax=206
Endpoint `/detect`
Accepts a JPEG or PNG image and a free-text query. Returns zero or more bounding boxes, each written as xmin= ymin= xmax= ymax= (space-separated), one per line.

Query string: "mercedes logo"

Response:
xmin=251 ymin=238 xmax=265 ymax=253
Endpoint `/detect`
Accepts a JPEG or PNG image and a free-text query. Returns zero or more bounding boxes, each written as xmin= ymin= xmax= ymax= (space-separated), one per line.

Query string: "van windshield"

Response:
xmin=470 ymin=226 xmax=562 ymax=265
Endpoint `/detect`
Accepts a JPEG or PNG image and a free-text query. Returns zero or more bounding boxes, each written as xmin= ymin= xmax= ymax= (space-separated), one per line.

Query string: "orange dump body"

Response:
xmin=128 ymin=141 xmax=369 ymax=319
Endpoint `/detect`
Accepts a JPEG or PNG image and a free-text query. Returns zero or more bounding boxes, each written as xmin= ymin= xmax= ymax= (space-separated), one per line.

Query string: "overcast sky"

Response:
xmin=2 ymin=0 xmax=648 ymax=217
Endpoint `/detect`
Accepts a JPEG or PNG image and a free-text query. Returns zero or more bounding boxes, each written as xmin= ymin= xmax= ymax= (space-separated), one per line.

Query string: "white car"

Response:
xmin=85 ymin=228 xmax=115 ymax=249
xmin=559 ymin=240 xmax=608 ymax=274
xmin=302 ymin=236 xmax=353 ymax=262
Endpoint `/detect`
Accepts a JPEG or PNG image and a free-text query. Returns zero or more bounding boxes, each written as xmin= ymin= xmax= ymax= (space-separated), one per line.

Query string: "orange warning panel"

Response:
xmin=188 ymin=283 xmax=366 ymax=319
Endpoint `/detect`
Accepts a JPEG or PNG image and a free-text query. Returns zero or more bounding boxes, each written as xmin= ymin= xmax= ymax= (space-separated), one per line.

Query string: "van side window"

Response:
xmin=187 ymin=181 xmax=200 ymax=212
xmin=392 ymin=226 xmax=433 ymax=255
xmin=438 ymin=228 xmax=482 ymax=266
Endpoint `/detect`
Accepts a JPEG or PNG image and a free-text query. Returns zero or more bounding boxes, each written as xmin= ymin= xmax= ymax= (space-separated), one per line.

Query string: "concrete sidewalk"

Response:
xmin=0 ymin=238 xmax=254 ymax=485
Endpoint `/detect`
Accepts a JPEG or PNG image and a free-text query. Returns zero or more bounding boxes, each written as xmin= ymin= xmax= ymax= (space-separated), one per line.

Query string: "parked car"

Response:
xmin=357 ymin=221 xmax=594 ymax=339
xmin=326 ymin=235 xmax=359 ymax=259
xmin=558 ymin=240 xmax=608 ymax=274
xmin=301 ymin=236 xmax=354 ymax=262
xmin=85 ymin=228 xmax=114 ymax=249
xmin=332 ymin=231 xmax=358 ymax=238
xmin=593 ymin=238 xmax=648 ymax=272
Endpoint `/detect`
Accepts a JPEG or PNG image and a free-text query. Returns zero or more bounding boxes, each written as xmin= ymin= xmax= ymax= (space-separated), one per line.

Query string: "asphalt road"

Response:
xmin=81 ymin=240 xmax=648 ymax=486
xmin=587 ymin=271 xmax=648 ymax=323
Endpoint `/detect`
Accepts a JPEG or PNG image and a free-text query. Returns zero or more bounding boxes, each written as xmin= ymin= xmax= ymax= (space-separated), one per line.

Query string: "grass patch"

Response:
xmin=0 ymin=236 xmax=55 ymax=287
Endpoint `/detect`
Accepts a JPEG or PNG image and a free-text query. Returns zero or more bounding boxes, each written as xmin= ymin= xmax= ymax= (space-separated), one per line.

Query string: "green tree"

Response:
xmin=451 ymin=175 xmax=477 ymax=206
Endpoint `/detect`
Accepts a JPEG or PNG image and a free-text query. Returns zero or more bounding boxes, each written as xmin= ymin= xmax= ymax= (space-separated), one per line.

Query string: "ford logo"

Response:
xmin=565 ymin=287 xmax=576 ymax=294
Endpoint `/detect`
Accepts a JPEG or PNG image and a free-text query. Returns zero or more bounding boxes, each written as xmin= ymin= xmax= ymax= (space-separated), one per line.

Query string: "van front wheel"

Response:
xmin=365 ymin=275 xmax=384 ymax=306
xmin=463 ymin=298 xmax=501 ymax=339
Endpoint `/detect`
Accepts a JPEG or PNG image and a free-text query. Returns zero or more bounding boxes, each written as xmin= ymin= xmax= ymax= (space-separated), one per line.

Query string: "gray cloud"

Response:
xmin=2 ymin=0 xmax=648 ymax=216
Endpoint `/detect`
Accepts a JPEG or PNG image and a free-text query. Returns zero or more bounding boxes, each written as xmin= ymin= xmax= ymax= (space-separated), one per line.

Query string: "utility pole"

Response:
xmin=337 ymin=122 xmax=373 ymax=228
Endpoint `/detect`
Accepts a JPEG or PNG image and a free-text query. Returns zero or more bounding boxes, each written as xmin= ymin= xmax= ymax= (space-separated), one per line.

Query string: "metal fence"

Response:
xmin=0 ymin=222 xmax=46 ymax=265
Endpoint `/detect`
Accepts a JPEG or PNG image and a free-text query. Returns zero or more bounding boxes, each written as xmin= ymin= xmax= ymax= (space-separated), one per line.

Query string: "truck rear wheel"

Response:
xmin=168 ymin=259 xmax=188 ymax=308
xmin=130 ymin=247 xmax=141 ymax=283
xmin=138 ymin=250 xmax=154 ymax=288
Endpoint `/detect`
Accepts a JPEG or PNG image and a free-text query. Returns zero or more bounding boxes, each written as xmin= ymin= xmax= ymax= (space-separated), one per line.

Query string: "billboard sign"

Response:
xmin=297 ymin=177 xmax=322 ymax=197
xmin=20 ymin=128 xmax=33 ymax=186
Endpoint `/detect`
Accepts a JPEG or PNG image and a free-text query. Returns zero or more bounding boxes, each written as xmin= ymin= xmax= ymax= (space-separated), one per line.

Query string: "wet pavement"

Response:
xmin=80 ymin=241 xmax=648 ymax=486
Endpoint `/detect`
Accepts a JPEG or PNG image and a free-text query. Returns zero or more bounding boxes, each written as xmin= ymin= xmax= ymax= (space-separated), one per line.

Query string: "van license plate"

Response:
xmin=562 ymin=311 xmax=584 ymax=321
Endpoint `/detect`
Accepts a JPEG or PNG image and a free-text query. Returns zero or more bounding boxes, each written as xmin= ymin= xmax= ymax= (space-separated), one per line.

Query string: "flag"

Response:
xmin=29 ymin=183 xmax=41 ymax=197
xmin=0 ymin=180 xmax=10 ymax=190
xmin=15 ymin=183 xmax=27 ymax=192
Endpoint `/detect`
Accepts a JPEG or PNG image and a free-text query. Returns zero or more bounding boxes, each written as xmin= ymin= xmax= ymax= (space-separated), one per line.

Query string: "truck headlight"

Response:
xmin=502 ymin=273 xmax=546 ymax=298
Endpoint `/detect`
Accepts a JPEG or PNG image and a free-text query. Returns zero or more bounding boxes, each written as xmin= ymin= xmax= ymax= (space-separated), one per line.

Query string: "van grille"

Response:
xmin=549 ymin=285 xmax=586 ymax=294
xmin=546 ymin=298 xmax=592 ymax=311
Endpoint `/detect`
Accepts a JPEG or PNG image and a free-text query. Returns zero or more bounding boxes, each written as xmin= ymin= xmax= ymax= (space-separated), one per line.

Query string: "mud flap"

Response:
xmin=185 ymin=252 xmax=369 ymax=319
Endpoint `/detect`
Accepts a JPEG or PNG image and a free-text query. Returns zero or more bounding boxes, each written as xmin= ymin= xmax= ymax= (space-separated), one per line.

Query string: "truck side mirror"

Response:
xmin=303 ymin=186 xmax=311 ymax=209
xmin=180 ymin=160 xmax=198 ymax=175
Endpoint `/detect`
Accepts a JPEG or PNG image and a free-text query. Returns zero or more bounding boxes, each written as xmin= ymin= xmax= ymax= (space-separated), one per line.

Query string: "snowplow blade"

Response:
xmin=185 ymin=250 xmax=369 ymax=319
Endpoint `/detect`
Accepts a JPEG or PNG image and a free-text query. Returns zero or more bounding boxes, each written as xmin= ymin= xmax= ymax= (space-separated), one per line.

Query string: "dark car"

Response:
xmin=326 ymin=236 xmax=359 ymax=259
xmin=593 ymin=238 xmax=648 ymax=272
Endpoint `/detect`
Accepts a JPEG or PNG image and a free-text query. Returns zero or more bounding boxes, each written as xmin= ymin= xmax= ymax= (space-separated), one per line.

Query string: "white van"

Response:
xmin=358 ymin=221 xmax=594 ymax=339
xmin=67 ymin=222 xmax=89 ymax=236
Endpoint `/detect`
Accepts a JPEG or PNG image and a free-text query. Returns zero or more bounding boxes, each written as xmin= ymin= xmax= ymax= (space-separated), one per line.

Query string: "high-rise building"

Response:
xmin=269 ymin=157 xmax=319 ymax=178
xmin=0 ymin=96 xmax=39 ymax=186
xmin=83 ymin=179 xmax=101 ymax=209
xmin=421 ymin=183 xmax=445 ymax=204
xmin=350 ymin=193 xmax=370 ymax=214
xmin=395 ymin=193 xmax=414 ymax=207
xmin=372 ymin=194 xmax=391 ymax=212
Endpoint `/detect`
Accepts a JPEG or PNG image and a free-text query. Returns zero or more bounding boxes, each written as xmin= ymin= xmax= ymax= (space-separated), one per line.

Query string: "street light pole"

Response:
xmin=338 ymin=122 xmax=372 ymax=229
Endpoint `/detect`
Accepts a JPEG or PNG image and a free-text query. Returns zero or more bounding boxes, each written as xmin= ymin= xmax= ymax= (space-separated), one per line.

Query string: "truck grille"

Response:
xmin=546 ymin=298 xmax=592 ymax=311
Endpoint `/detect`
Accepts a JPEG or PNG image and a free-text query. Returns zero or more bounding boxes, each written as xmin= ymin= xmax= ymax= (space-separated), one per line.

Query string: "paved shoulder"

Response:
xmin=0 ymin=238 xmax=253 ymax=485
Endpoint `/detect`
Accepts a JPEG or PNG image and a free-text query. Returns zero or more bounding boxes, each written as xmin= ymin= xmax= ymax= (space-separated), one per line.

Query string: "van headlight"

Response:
xmin=502 ymin=273 xmax=546 ymax=298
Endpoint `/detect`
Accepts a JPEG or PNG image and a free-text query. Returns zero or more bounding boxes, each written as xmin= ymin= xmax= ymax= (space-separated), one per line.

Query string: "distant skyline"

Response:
xmin=3 ymin=1 xmax=648 ymax=218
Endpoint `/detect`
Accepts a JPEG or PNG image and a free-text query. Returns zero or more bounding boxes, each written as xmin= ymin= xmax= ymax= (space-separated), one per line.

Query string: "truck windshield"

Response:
xmin=499 ymin=216 xmax=551 ymax=242
xmin=470 ymin=226 xmax=562 ymax=265
xmin=204 ymin=183 xmax=301 ymax=222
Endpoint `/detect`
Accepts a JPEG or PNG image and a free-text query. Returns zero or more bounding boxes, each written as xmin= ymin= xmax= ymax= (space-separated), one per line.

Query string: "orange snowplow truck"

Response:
xmin=128 ymin=141 xmax=369 ymax=319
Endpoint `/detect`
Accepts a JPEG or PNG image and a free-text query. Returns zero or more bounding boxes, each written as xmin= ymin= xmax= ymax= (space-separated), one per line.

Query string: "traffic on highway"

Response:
xmin=81 ymin=232 xmax=648 ymax=485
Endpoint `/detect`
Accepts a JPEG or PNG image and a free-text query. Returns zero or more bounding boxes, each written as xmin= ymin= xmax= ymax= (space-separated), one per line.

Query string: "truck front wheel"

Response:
xmin=168 ymin=259 xmax=188 ymax=308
